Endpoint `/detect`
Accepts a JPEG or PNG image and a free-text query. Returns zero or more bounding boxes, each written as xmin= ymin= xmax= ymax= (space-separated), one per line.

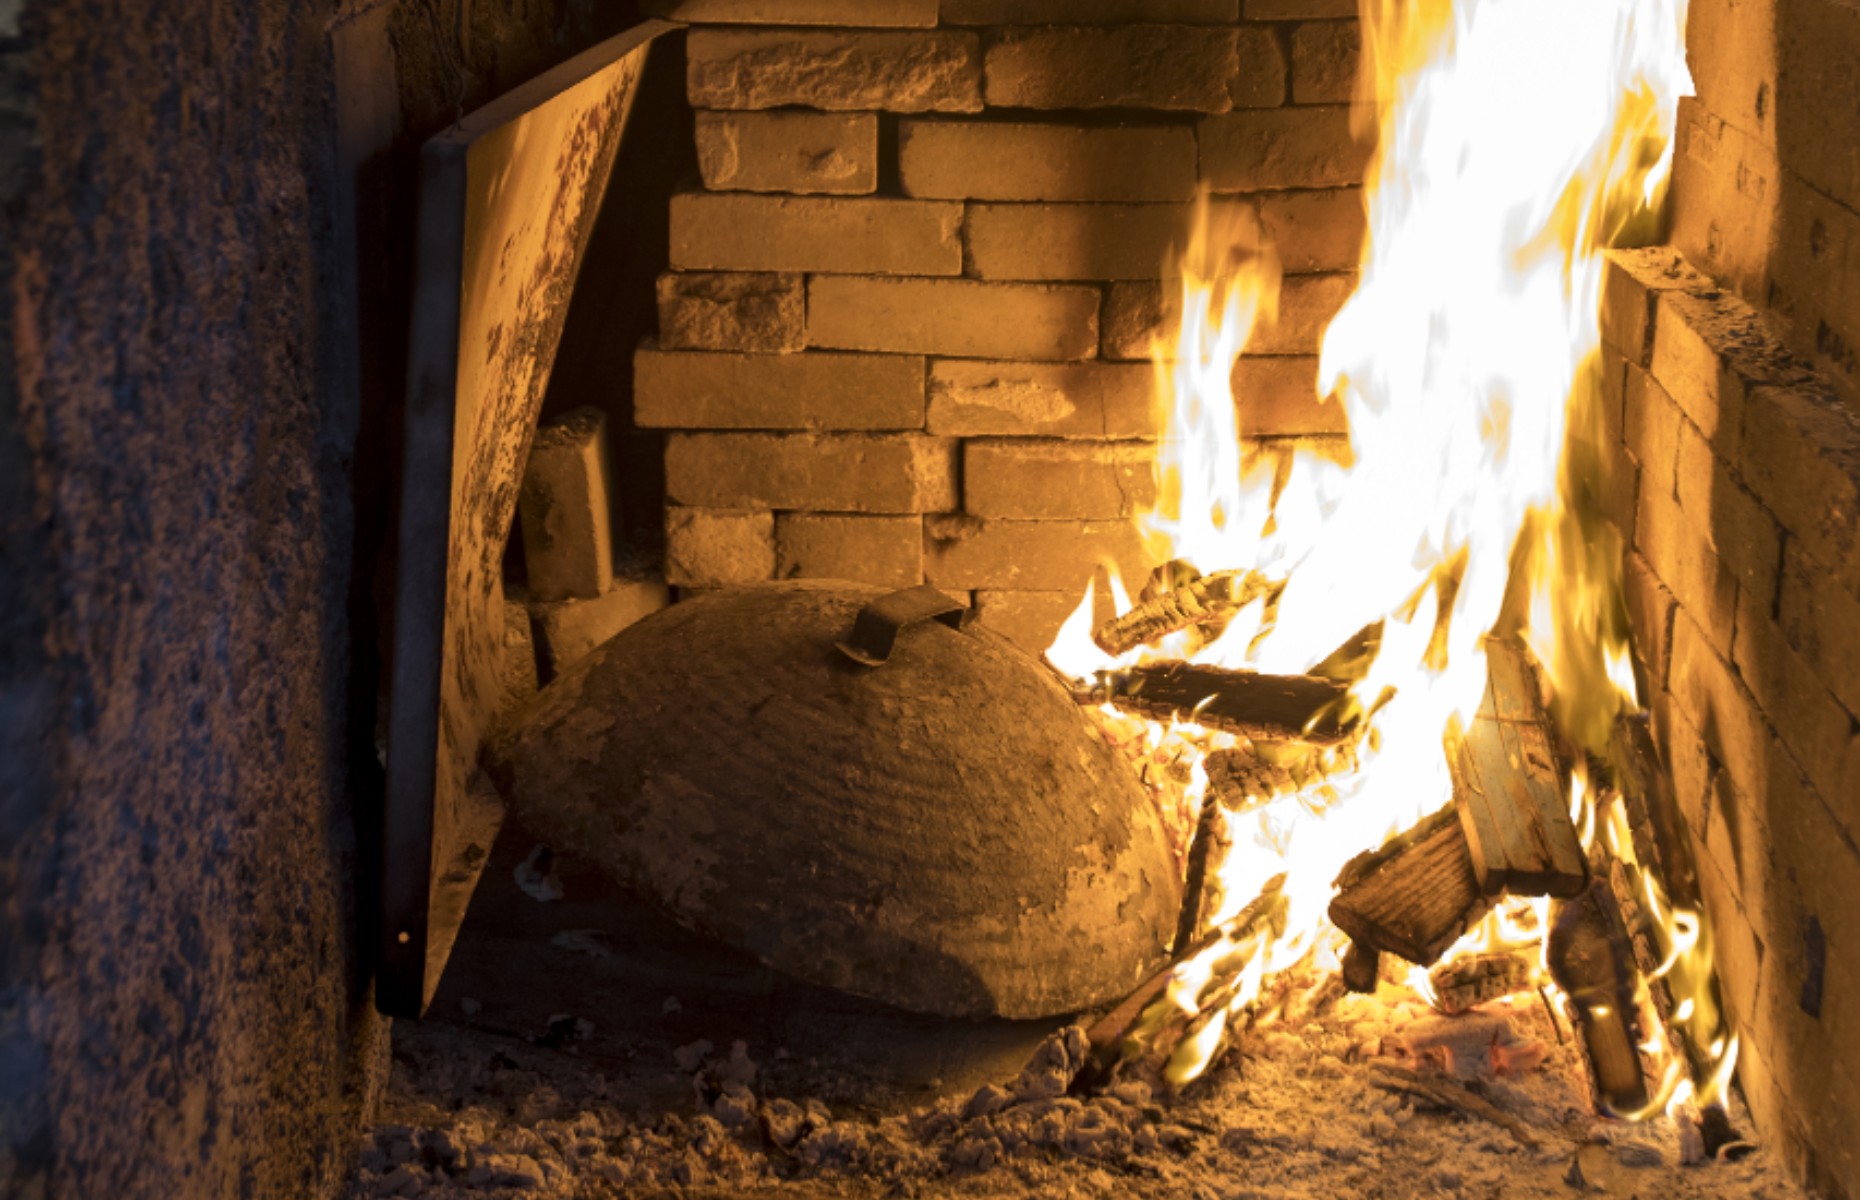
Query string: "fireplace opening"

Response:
xmin=5 ymin=1 xmax=1856 ymax=1198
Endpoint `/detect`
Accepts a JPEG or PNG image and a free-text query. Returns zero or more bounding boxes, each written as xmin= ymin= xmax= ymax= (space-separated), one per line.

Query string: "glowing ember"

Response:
xmin=1046 ymin=0 xmax=1734 ymax=1113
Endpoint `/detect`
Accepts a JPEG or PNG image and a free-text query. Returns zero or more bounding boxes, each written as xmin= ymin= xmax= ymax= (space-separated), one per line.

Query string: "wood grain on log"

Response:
xmin=1450 ymin=640 xmax=1587 ymax=898
xmin=1081 ymin=662 xmax=1358 ymax=746
xmin=1328 ymin=805 xmax=1491 ymax=966
xmin=1427 ymin=951 xmax=1533 ymax=1014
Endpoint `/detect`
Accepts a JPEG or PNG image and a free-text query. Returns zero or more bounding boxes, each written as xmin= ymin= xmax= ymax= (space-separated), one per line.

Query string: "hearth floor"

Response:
xmin=347 ymin=825 xmax=1806 ymax=1200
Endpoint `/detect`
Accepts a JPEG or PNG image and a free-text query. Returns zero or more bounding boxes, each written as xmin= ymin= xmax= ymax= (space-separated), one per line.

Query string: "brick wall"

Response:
xmin=636 ymin=0 xmax=1366 ymax=651
xmin=1669 ymin=0 xmax=1860 ymax=408
xmin=1601 ymin=247 xmax=1860 ymax=1200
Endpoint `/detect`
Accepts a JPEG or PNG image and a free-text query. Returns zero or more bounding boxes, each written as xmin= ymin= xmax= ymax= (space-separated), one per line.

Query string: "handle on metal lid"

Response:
xmin=835 ymin=584 xmax=974 ymax=667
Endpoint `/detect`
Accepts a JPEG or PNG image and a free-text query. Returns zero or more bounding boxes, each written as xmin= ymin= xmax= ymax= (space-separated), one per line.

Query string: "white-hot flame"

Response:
xmin=1047 ymin=0 xmax=1714 ymax=1099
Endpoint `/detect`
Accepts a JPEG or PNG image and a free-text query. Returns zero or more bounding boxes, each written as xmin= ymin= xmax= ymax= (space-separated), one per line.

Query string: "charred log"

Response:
xmin=1546 ymin=877 xmax=1650 ymax=1115
xmin=1077 ymin=663 xmax=1359 ymax=746
xmin=1092 ymin=568 xmax=1275 ymax=657
xmin=1341 ymin=940 xmax=1382 ymax=994
xmin=1427 ymin=951 xmax=1534 ymax=1014
xmin=1328 ymin=805 xmax=1492 ymax=967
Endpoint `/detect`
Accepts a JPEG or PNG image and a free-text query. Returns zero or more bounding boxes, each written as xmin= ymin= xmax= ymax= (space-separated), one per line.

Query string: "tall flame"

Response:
xmin=1049 ymin=0 xmax=1701 ymax=1093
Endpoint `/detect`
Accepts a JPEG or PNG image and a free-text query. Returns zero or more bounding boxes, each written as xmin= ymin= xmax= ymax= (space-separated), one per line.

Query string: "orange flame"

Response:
xmin=1048 ymin=0 xmax=1709 ymax=1097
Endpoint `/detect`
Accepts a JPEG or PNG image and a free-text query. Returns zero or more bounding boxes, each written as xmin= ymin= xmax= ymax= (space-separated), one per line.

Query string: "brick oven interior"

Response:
xmin=4 ymin=2 xmax=1858 ymax=1199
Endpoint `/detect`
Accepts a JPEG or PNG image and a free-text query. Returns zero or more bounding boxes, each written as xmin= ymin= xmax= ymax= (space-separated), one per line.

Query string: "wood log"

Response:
xmin=1080 ymin=662 xmax=1358 ymax=746
xmin=1450 ymin=640 xmax=1587 ymax=898
xmin=1427 ymin=951 xmax=1534 ymax=1014
xmin=1092 ymin=568 xmax=1274 ymax=657
xmin=1328 ymin=805 xmax=1492 ymax=966
xmin=1546 ymin=876 xmax=1650 ymax=1115
xmin=1341 ymin=940 xmax=1382 ymax=994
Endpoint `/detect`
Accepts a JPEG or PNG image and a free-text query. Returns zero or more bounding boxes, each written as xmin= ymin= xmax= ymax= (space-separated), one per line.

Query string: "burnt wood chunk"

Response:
xmin=1082 ymin=662 xmax=1357 ymax=745
xmin=1328 ymin=805 xmax=1491 ymax=966
xmin=1451 ymin=640 xmax=1586 ymax=898
xmin=1341 ymin=940 xmax=1381 ymax=994
xmin=1547 ymin=877 xmax=1650 ymax=1115
xmin=1428 ymin=951 xmax=1533 ymax=1014
xmin=1608 ymin=712 xmax=1702 ymax=911
xmin=1091 ymin=568 xmax=1272 ymax=656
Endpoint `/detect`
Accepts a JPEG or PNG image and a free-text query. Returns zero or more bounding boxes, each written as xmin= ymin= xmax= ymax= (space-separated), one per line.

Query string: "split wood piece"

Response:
xmin=1428 ymin=951 xmax=1534 ymax=1015
xmin=1341 ymin=940 xmax=1382 ymax=994
xmin=1366 ymin=1064 xmax=1542 ymax=1150
xmin=1547 ymin=876 xmax=1650 ymax=1115
xmin=1092 ymin=569 xmax=1274 ymax=657
xmin=1329 ymin=804 xmax=1492 ymax=967
xmin=1081 ymin=663 xmax=1358 ymax=746
xmin=1605 ymin=713 xmax=1738 ymax=1138
xmin=1171 ymin=796 xmax=1226 ymax=956
xmin=1081 ymin=874 xmax=1288 ymax=1088
xmin=1451 ymin=639 xmax=1587 ymax=899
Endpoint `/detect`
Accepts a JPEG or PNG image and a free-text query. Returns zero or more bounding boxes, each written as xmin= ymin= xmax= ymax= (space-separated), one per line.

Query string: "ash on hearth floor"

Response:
xmin=347 ymin=836 xmax=1802 ymax=1200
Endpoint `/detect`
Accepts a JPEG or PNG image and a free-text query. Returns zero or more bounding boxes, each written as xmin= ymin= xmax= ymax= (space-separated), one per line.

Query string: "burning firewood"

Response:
xmin=1546 ymin=876 xmax=1650 ymax=1115
xmin=1074 ymin=662 xmax=1360 ymax=746
xmin=1091 ymin=567 xmax=1275 ymax=657
xmin=1083 ymin=874 xmax=1289 ymax=1088
xmin=1426 ymin=951 xmax=1536 ymax=1015
xmin=1450 ymin=640 xmax=1587 ymax=899
xmin=1328 ymin=804 xmax=1492 ymax=967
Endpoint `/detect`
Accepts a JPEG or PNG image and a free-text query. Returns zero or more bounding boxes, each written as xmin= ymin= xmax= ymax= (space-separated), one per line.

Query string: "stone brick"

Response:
xmin=646 ymin=0 xmax=936 ymax=23
xmin=497 ymin=598 xmax=539 ymax=725
xmin=1673 ymin=418 xmax=1782 ymax=612
xmin=1777 ymin=543 xmax=1860 ymax=720
xmin=665 ymin=508 xmax=776 ymax=587
xmin=1668 ymin=606 xmax=1769 ymax=802
xmin=974 ymin=590 xmax=1084 ymax=654
xmin=669 ymin=193 xmax=961 ymax=275
xmin=1201 ymin=106 xmax=1370 ymax=192
xmin=635 ymin=349 xmax=925 ymax=431
xmin=775 ymin=513 xmax=923 ymax=588
xmin=695 ymin=111 xmax=877 ymax=195
xmin=1768 ymin=170 xmax=1860 ymax=406
xmin=965 ymin=440 xmax=1157 ymax=520
xmin=656 ymin=272 xmax=804 ymax=353
xmin=1740 ymin=379 xmax=1860 ymax=601
xmin=1734 ymin=584 xmax=1855 ymax=807
xmin=807 ymin=276 xmax=1099 ymax=360
xmin=1102 ymin=274 xmax=1353 ymax=359
xmin=1649 ymin=282 xmax=1824 ymax=464
xmin=666 ymin=432 xmax=957 ymax=513
xmin=687 ymin=28 xmax=981 ymax=112
xmin=1258 ymin=188 xmax=1365 ymax=272
xmin=923 ymin=515 xmax=1154 ymax=592
xmin=1637 ymin=476 xmax=1736 ymax=656
xmin=1776 ymin=0 xmax=1860 ymax=213
xmin=1669 ymin=99 xmax=1780 ymax=309
xmin=530 ymin=577 xmax=672 ymax=682
xmin=928 ymin=360 xmax=1156 ymax=438
xmin=1290 ymin=22 xmax=1360 ymax=105
xmin=518 ymin=407 xmax=615 ymax=603
xmin=1246 ymin=0 xmax=1353 ymax=16
xmin=983 ymin=25 xmax=1285 ymax=113
xmin=1623 ymin=549 xmax=1676 ymax=693
xmin=1600 ymin=247 xmax=1707 ymax=366
xmin=898 ymin=120 xmax=1197 ymax=202
xmin=964 ymin=202 xmax=1194 ymax=282
xmin=1232 ymin=357 xmax=1349 ymax=436
xmin=943 ymin=0 xmax=1239 ymax=21
xmin=1622 ymin=363 xmax=1680 ymax=501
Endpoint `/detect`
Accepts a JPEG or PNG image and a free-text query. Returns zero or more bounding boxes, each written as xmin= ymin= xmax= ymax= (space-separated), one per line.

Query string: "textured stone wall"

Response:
xmin=636 ymin=0 xmax=1366 ymax=650
xmin=1600 ymin=247 xmax=1860 ymax=1200
xmin=0 ymin=1 xmax=615 ymax=1197
xmin=1668 ymin=0 xmax=1860 ymax=408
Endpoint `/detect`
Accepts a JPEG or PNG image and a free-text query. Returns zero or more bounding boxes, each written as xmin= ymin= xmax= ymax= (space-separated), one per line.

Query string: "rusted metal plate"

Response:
xmin=380 ymin=21 xmax=677 ymax=1018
